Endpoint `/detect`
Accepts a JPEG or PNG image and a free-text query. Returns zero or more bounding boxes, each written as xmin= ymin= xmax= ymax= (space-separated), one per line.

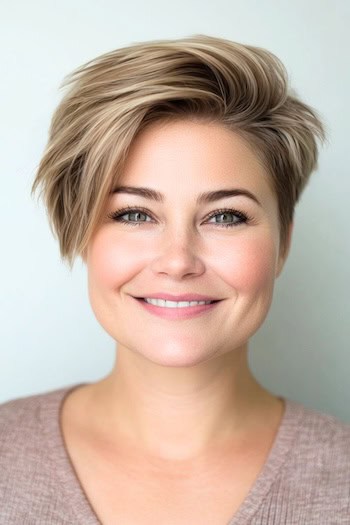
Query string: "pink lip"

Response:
xmin=132 ymin=293 xmax=220 ymax=301
xmin=132 ymin=297 xmax=222 ymax=320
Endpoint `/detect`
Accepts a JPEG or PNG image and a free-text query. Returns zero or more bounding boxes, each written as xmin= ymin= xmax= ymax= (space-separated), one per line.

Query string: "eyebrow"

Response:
xmin=110 ymin=186 xmax=262 ymax=207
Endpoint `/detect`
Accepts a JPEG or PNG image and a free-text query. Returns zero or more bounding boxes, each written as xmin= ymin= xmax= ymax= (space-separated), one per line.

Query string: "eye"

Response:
xmin=107 ymin=206 xmax=252 ymax=228
xmin=205 ymin=208 xmax=251 ymax=228
xmin=107 ymin=206 xmax=153 ymax=227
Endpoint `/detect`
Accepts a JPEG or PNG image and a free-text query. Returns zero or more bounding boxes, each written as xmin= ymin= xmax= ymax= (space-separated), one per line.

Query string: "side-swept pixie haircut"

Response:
xmin=31 ymin=34 xmax=326 ymax=269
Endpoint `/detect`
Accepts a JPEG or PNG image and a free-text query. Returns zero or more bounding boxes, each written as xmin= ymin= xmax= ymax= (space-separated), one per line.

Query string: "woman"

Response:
xmin=1 ymin=34 xmax=349 ymax=525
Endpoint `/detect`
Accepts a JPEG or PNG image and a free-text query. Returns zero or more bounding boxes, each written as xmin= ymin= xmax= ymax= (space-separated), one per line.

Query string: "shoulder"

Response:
xmin=282 ymin=398 xmax=350 ymax=489
xmin=0 ymin=389 xmax=44 ymax=427
xmin=0 ymin=389 xmax=45 ymax=454
xmin=292 ymin=399 xmax=350 ymax=452
xmin=0 ymin=384 xmax=83 ymax=470
xmin=0 ymin=386 xmax=69 ymax=446
xmin=0 ymin=384 xmax=83 ymax=523
xmin=251 ymin=400 xmax=350 ymax=523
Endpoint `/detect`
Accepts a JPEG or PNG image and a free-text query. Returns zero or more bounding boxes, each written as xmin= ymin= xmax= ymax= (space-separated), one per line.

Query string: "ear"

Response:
xmin=276 ymin=222 xmax=294 ymax=278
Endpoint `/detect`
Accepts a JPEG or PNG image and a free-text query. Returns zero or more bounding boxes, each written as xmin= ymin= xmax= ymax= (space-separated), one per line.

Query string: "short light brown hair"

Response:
xmin=31 ymin=34 xmax=327 ymax=269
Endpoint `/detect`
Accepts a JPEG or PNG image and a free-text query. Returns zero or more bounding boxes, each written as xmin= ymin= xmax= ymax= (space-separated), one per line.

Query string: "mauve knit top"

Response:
xmin=0 ymin=383 xmax=350 ymax=524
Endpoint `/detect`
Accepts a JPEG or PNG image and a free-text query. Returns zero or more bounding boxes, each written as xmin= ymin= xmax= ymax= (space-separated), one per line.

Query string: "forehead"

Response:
xmin=116 ymin=120 xmax=274 ymax=203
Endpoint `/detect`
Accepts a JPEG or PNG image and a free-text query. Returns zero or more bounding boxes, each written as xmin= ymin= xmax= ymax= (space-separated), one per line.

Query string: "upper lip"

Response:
xmin=132 ymin=293 xmax=221 ymax=302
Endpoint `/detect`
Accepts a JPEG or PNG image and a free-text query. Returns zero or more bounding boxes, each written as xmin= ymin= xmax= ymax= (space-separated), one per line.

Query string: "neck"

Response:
xmin=84 ymin=343 xmax=280 ymax=463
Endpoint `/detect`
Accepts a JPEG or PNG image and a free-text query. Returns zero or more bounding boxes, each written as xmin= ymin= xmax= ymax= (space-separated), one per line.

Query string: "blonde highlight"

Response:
xmin=31 ymin=34 xmax=327 ymax=268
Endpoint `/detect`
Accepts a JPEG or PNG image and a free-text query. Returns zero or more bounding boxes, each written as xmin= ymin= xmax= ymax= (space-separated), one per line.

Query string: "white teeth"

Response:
xmin=144 ymin=298 xmax=213 ymax=308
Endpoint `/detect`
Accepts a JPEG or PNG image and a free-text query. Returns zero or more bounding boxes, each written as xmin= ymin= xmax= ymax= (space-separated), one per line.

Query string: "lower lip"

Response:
xmin=132 ymin=297 xmax=222 ymax=320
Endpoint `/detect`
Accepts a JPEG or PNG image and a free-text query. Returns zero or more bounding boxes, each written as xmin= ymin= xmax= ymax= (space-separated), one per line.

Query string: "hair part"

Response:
xmin=31 ymin=34 xmax=327 ymax=269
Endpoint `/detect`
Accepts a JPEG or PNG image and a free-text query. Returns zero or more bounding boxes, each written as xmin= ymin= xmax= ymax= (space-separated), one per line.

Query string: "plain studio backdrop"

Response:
xmin=1 ymin=1 xmax=349 ymax=421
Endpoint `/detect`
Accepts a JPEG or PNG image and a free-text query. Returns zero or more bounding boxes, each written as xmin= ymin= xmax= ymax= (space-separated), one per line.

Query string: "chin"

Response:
xmin=122 ymin=342 xmax=219 ymax=368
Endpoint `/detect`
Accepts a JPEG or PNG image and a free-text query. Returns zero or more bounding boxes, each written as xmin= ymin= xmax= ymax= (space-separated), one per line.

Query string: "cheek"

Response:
xmin=216 ymin=235 xmax=277 ymax=293
xmin=87 ymin=229 xmax=150 ymax=294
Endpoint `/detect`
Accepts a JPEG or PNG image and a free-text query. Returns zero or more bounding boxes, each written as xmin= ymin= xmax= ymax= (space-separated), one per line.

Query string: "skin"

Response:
xmin=70 ymin=119 xmax=293 ymax=470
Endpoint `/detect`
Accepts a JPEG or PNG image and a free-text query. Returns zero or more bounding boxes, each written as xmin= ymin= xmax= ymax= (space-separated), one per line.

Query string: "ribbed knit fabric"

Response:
xmin=0 ymin=383 xmax=349 ymax=524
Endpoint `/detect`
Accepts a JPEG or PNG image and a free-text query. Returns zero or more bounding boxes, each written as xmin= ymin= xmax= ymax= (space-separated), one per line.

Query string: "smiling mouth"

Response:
xmin=136 ymin=297 xmax=222 ymax=307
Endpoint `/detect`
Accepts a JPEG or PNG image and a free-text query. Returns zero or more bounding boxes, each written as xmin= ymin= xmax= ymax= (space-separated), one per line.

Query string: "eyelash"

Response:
xmin=107 ymin=205 xmax=253 ymax=228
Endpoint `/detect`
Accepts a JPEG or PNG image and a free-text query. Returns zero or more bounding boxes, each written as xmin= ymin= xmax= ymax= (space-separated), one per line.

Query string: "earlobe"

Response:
xmin=276 ymin=222 xmax=294 ymax=278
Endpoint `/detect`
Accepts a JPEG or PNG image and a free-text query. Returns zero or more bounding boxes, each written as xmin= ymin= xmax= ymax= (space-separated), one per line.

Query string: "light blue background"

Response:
xmin=1 ymin=0 xmax=349 ymax=421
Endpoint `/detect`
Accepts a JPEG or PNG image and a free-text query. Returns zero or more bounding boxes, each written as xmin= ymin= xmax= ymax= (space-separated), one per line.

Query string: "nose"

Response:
xmin=150 ymin=230 xmax=205 ymax=279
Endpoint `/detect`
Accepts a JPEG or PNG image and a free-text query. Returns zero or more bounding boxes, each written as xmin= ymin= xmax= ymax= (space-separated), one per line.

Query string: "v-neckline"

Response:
xmin=40 ymin=383 xmax=305 ymax=525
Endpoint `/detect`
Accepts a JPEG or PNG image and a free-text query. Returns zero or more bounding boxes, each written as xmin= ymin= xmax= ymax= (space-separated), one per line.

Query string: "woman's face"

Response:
xmin=85 ymin=120 xmax=290 ymax=367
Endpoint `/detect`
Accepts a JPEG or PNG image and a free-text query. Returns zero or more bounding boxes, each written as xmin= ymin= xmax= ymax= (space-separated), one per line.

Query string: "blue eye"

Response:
xmin=206 ymin=209 xmax=249 ymax=227
xmin=107 ymin=206 xmax=252 ymax=228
